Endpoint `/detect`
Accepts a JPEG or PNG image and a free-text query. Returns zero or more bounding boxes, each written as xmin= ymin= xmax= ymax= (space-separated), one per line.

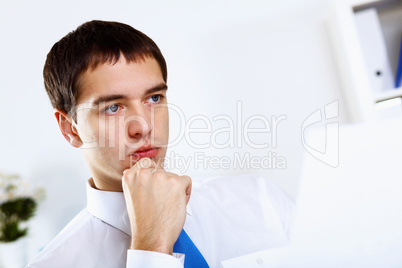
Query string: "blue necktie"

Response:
xmin=173 ymin=229 xmax=209 ymax=268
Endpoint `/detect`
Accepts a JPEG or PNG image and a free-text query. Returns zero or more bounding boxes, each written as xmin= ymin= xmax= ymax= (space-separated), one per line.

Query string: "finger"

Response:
xmin=122 ymin=162 xmax=156 ymax=189
xmin=166 ymin=171 xmax=178 ymax=177
xmin=136 ymin=157 xmax=156 ymax=169
xmin=180 ymin=175 xmax=192 ymax=205
xmin=123 ymin=157 xmax=157 ymax=181
xmin=127 ymin=157 xmax=157 ymax=175
xmin=162 ymin=172 xmax=191 ymax=204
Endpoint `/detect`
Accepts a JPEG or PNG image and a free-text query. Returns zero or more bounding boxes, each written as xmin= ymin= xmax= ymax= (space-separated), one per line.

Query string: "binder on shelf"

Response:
xmin=395 ymin=33 xmax=402 ymax=88
xmin=354 ymin=8 xmax=394 ymax=94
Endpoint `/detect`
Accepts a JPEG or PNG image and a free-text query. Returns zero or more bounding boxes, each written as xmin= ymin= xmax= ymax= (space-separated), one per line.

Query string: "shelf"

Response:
xmin=327 ymin=0 xmax=402 ymax=122
xmin=374 ymin=88 xmax=402 ymax=103
xmin=353 ymin=0 xmax=396 ymax=11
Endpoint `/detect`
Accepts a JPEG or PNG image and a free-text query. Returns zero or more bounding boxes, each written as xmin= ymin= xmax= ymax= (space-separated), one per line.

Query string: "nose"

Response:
xmin=125 ymin=105 xmax=152 ymax=141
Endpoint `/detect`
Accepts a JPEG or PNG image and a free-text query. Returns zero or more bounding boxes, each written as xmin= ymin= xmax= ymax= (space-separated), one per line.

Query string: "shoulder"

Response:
xmin=26 ymin=209 xmax=129 ymax=268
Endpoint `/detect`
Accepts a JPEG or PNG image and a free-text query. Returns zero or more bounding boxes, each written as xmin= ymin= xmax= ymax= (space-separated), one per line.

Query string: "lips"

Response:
xmin=129 ymin=146 xmax=159 ymax=160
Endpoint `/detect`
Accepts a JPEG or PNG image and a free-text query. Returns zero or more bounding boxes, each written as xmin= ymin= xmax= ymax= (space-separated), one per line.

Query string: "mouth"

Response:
xmin=129 ymin=146 xmax=160 ymax=161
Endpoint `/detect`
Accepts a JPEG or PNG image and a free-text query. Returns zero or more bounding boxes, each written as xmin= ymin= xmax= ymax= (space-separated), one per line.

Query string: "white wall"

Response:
xmin=0 ymin=0 xmax=348 ymax=259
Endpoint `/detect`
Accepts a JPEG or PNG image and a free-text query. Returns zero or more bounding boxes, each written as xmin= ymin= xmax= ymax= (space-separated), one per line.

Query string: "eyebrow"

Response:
xmin=92 ymin=83 xmax=168 ymax=106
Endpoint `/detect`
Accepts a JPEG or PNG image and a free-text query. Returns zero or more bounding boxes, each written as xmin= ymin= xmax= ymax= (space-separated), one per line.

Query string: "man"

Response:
xmin=26 ymin=20 xmax=295 ymax=268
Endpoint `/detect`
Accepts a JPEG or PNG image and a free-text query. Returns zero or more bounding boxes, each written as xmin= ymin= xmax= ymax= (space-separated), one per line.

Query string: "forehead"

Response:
xmin=76 ymin=56 xmax=164 ymax=104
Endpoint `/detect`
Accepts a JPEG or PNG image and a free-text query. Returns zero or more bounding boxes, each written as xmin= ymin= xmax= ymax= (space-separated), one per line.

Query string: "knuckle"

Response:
xmin=138 ymin=167 xmax=151 ymax=177
xmin=153 ymin=170 xmax=166 ymax=179
xmin=137 ymin=157 xmax=155 ymax=169
xmin=122 ymin=173 xmax=131 ymax=183
xmin=169 ymin=176 xmax=182 ymax=187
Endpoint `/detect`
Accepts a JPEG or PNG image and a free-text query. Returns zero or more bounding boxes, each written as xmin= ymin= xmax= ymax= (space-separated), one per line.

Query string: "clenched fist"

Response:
xmin=122 ymin=157 xmax=192 ymax=255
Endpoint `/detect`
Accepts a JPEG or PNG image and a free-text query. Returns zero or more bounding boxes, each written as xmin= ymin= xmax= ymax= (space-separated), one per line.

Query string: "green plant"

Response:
xmin=0 ymin=197 xmax=37 ymax=242
xmin=0 ymin=173 xmax=45 ymax=243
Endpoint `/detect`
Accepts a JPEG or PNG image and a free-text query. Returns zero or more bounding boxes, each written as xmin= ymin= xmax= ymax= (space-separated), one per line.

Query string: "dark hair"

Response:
xmin=43 ymin=20 xmax=167 ymax=120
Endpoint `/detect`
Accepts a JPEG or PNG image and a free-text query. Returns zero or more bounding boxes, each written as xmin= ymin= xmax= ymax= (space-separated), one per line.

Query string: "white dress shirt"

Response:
xmin=26 ymin=174 xmax=295 ymax=268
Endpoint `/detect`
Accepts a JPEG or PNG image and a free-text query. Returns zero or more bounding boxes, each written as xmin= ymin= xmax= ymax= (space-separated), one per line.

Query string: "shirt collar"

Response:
xmin=86 ymin=180 xmax=192 ymax=236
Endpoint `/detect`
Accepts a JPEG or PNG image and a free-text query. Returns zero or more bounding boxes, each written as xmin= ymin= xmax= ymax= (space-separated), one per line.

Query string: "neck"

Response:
xmin=89 ymin=177 xmax=123 ymax=192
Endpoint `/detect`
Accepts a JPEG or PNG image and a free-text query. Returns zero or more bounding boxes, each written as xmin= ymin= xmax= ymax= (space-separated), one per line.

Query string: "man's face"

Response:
xmin=73 ymin=56 xmax=169 ymax=191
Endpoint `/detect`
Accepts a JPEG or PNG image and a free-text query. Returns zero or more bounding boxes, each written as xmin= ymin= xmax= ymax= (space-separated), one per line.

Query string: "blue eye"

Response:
xmin=105 ymin=104 xmax=120 ymax=114
xmin=148 ymin=95 xmax=162 ymax=103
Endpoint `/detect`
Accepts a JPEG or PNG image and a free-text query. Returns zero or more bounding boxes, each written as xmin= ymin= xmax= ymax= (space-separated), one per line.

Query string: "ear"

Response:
xmin=54 ymin=109 xmax=83 ymax=148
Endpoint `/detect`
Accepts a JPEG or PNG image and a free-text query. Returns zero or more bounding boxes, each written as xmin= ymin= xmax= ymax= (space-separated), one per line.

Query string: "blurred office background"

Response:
xmin=0 ymin=0 xmax=349 ymax=260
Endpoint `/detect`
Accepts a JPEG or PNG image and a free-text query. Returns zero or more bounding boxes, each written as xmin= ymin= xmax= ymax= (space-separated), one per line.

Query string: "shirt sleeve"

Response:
xmin=126 ymin=250 xmax=184 ymax=268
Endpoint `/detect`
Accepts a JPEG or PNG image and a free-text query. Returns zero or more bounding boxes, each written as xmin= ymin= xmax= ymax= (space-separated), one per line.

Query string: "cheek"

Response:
xmin=105 ymin=117 xmax=125 ymax=148
xmin=154 ymin=110 xmax=169 ymax=138
xmin=90 ymin=117 xmax=122 ymax=148
xmin=77 ymin=112 xmax=103 ymax=143
xmin=149 ymin=109 xmax=169 ymax=147
xmin=78 ymin=122 xmax=100 ymax=145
